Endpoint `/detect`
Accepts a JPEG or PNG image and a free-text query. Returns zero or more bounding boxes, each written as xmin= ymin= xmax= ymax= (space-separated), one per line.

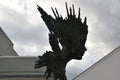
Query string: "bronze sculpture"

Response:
xmin=35 ymin=2 xmax=88 ymax=80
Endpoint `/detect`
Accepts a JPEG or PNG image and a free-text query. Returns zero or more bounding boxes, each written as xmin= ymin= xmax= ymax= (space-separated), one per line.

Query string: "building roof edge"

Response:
xmin=73 ymin=46 xmax=120 ymax=80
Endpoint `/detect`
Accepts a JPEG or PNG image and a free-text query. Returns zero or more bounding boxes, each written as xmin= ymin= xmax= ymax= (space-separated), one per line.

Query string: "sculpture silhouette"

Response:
xmin=35 ymin=2 xmax=88 ymax=80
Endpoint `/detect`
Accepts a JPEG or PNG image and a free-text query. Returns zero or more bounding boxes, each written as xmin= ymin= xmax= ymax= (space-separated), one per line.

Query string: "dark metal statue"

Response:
xmin=35 ymin=2 xmax=88 ymax=80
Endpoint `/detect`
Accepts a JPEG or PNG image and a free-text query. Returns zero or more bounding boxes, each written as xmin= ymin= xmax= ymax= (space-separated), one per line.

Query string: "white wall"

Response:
xmin=74 ymin=46 xmax=120 ymax=80
xmin=0 ymin=56 xmax=53 ymax=80
xmin=0 ymin=27 xmax=17 ymax=56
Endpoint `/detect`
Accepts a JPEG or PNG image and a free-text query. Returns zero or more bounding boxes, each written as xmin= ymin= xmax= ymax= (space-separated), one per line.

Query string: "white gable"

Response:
xmin=0 ymin=56 xmax=53 ymax=80
xmin=74 ymin=46 xmax=120 ymax=80
xmin=0 ymin=27 xmax=17 ymax=56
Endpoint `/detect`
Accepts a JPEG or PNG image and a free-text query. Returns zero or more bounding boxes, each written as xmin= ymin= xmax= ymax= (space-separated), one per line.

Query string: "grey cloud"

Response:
xmin=74 ymin=0 xmax=120 ymax=54
xmin=0 ymin=0 xmax=120 ymax=79
xmin=65 ymin=0 xmax=120 ymax=79
xmin=0 ymin=5 xmax=50 ymax=56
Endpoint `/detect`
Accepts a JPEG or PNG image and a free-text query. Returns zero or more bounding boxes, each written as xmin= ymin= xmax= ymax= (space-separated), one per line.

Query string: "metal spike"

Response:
xmin=84 ymin=17 xmax=87 ymax=25
xmin=51 ymin=7 xmax=57 ymax=19
xmin=55 ymin=8 xmax=60 ymax=18
xmin=37 ymin=5 xmax=48 ymax=16
xmin=70 ymin=7 xmax=72 ymax=15
xmin=37 ymin=5 xmax=43 ymax=14
xmin=72 ymin=4 xmax=75 ymax=16
xmin=65 ymin=2 xmax=69 ymax=17
xmin=78 ymin=8 xmax=80 ymax=19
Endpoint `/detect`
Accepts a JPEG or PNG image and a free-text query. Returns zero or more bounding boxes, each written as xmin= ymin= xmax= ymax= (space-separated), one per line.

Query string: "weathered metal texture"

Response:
xmin=35 ymin=2 xmax=88 ymax=80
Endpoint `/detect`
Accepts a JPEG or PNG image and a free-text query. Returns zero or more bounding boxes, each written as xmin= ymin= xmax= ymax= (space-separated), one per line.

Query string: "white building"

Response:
xmin=0 ymin=27 xmax=17 ymax=56
xmin=1 ymin=27 xmax=120 ymax=80
xmin=0 ymin=56 xmax=48 ymax=80
xmin=0 ymin=27 xmax=52 ymax=80
xmin=74 ymin=46 xmax=120 ymax=80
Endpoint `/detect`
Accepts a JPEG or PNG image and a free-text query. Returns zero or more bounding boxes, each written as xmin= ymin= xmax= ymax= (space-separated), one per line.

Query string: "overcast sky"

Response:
xmin=0 ymin=0 xmax=120 ymax=80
